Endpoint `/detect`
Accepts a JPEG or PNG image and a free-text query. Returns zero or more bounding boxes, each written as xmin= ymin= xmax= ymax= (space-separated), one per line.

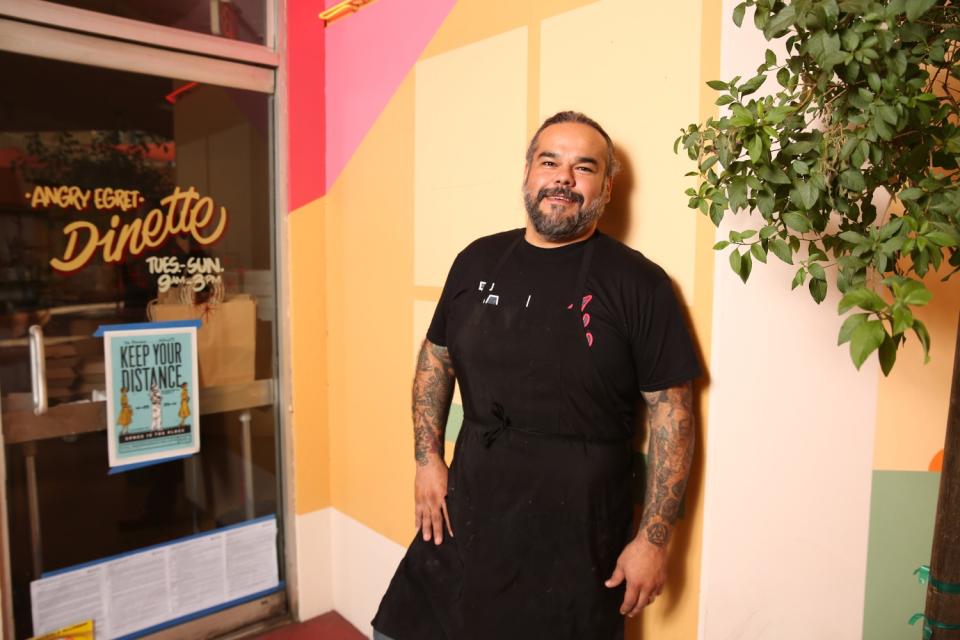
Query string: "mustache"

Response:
xmin=537 ymin=187 xmax=584 ymax=205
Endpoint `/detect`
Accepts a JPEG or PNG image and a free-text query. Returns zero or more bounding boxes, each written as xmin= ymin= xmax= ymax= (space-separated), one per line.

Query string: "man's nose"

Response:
xmin=554 ymin=167 xmax=575 ymax=186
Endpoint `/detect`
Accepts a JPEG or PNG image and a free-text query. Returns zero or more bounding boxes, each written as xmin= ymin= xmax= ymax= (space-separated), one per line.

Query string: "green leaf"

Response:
xmin=769 ymin=237 xmax=794 ymax=264
xmin=850 ymin=320 xmax=885 ymax=369
xmin=765 ymin=49 xmax=777 ymax=67
xmin=809 ymin=278 xmax=828 ymax=304
xmin=791 ymin=160 xmax=810 ymax=175
xmin=710 ymin=202 xmax=725 ymax=226
xmin=878 ymin=105 xmax=898 ymax=125
xmin=707 ymin=80 xmax=729 ymax=90
xmin=906 ymin=0 xmax=937 ymax=21
xmin=756 ymin=191 xmax=775 ymax=215
xmin=839 ymin=169 xmax=866 ymax=192
xmin=892 ymin=305 xmax=914 ymax=334
xmin=728 ymin=177 xmax=749 ymax=212
xmin=878 ymin=333 xmax=898 ymax=376
xmin=716 ymin=95 xmax=735 ymax=106
xmin=739 ymin=250 xmax=753 ymax=283
xmin=783 ymin=141 xmax=816 ymax=155
xmin=730 ymin=104 xmax=755 ymax=127
xmin=914 ymin=320 xmax=931 ymax=363
xmin=759 ymin=225 xmax=778 ymax=240
xmin=777 ymin=67 xmax=791 ymax=88
xmin=926 ymin=231 xmax=958 ymax=247
xmin=899 ymin=187 xmax=924 ymax=202
xmin=878 ymin=218 xmax=904 ymax=241
xmin=840 ymin=136 xmax=859 ymax=160
xmin=713 ymin=240 xmax=730 ymax=250
xmin=840 ymin=230 xmax=868 ymax=245
xmin=757 ymin=164 xmax=791 ymax=185
xmin=733 ymin=1 xmax=747 ymax=26
xmin=873 ymin=115 xmax=893 ymax=141
xmin=764 ymin=4 xmax=796 ymax=37
xmin=740 ymin=74 xmax=767 ymax=96
xmin=902 ymin=283 xmax=933 ymax=306
xmin=808 ymin=262 xmax=827 ymax=280
xmin=764 ymin=105 xmax=794 ymax=124
xmin=789 ymin=181 xmax=818 ymax=210
xmin=838 ymin=287 xmax=886 ymax=313
xmin=792 ymin=267 xmax=807 ymax=290
xmin=699 ymin=155 xmax=719 ymax=172
xmin=751 ymin=242 xmax=768 ymax=263
xmin=782 ymin=211 xmax=812 ymax=232
xmin=747 ymin=134 xmax=764 ymax=163
xmin=729 ymin=249 xmax=742 ymax=277
xmin=838 ymin=312 xmax=869 ymax=345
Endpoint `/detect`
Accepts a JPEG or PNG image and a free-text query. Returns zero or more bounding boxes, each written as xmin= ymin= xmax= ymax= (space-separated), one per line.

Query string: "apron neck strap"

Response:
xmin=489 ymin=232 xmax=524 ymax=282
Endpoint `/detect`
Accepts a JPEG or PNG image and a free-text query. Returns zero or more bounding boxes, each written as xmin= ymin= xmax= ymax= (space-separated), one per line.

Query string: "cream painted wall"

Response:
xmin=539 ymin=0 xmax=703 ymax=301
xmin=413 ymin=27 xmax=529 ymax=288
xmin=697 ymin=3 xmax=877 ymax=638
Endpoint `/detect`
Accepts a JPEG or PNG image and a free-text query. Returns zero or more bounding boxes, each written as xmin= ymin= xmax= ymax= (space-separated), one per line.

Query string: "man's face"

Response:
xmin=523 ymin=122 xmax=613 ymax=243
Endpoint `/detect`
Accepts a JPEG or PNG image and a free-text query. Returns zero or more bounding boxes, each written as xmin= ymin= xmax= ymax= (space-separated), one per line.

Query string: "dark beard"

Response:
xmin=524 ymin=186 xmax=605 ymax=242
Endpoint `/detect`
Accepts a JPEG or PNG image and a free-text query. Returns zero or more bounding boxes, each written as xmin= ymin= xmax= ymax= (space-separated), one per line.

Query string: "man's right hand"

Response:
xmin=415 ymin=457 xmax=453 ymax=545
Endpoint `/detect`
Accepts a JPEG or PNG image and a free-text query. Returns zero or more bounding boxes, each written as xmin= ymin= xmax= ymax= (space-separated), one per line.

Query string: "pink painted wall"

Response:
xmin=323 ymin=0 xmax=457 ymax=192
xmin=287 ymin=0 xmax=326 ymax=211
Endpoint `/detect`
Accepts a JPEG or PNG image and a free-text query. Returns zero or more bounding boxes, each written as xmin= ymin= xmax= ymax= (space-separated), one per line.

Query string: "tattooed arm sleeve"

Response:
xmin=637 ymin=382 xmax=695 ymax=547
xmin=413 ymin=339 xmax=457 ymax=467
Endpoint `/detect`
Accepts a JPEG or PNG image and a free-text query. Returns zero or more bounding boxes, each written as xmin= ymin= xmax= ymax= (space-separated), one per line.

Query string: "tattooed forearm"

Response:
xmin=637 ymin=382 xmax=695 ymax=548
xmin=412 ymin=339 xmax=456 ymax=466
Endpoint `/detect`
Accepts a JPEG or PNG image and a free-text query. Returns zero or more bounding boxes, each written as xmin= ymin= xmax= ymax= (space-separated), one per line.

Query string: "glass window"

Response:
xmin=40 ymin=0 xmax=268 ymax=46
xmin=0 ymin=49 xmax=282 ymax=638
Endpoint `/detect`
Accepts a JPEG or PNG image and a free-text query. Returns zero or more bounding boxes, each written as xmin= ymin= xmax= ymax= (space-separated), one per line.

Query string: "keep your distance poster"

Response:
xmin=96 ymin=321 xmax=201 ymax=470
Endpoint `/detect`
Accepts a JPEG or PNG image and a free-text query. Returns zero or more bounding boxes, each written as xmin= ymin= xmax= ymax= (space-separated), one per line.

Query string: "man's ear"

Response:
xmin=603 ymin=177 xmax=614 ymax=203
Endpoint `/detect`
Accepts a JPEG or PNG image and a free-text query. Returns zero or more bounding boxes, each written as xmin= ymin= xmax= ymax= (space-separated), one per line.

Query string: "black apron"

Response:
xmin=374 ymin=232 xmax=634 ymax=640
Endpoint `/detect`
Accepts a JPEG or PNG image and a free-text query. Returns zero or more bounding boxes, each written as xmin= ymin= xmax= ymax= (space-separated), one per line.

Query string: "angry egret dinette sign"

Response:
xmin=25 ymin=184 xmax=228 ymax=280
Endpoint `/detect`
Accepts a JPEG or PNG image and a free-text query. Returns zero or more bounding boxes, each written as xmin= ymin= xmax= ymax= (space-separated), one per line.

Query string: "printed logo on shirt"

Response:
xmin=483 ymin=294 xmax=500 ymax=306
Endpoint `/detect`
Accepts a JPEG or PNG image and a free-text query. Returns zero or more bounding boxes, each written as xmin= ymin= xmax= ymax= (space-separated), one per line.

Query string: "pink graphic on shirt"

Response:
xmin=581 ymin=295 xmax=594 ymax=347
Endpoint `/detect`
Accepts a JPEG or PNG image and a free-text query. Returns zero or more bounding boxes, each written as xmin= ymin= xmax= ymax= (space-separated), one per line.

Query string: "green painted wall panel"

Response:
xmin=862 ymin=470 xmax=940 ymax=640
xmin=445 ymin=403 xmax=463 ymax=443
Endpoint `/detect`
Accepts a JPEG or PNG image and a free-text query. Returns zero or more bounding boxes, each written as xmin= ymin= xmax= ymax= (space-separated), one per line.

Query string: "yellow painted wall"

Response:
xmin=289 ymin=197 xmax=332 ymax=514
xmin=324 ymin=74 xmax=418 ymax=542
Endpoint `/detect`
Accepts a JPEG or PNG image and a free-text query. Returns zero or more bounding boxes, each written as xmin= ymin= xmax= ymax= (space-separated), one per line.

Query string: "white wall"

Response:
xmin=697 ymin=4 xmax=878 ymax=638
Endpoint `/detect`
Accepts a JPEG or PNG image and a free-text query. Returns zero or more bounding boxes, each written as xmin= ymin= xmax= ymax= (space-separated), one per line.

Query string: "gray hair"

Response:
xmin=525 ymin=111 xmax=621 ymax=180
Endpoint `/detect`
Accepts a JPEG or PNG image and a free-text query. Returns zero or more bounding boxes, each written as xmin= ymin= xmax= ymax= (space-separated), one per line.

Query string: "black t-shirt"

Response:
xmin=428 ymin=229 xmax=702 ymax=422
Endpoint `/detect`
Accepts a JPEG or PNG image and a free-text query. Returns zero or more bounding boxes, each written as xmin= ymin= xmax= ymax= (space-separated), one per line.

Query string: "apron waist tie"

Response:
xmin=473 ymin=403 xmax=631 ymax=448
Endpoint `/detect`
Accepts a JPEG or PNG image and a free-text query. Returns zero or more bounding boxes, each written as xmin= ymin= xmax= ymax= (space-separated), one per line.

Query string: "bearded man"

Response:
xmin=373 ymin=111 xmax=701 ymax=640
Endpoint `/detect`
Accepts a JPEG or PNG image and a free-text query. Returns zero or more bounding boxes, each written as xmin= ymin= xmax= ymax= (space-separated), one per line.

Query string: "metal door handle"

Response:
xmin=28 ymin=325 xmax=47 ymax=415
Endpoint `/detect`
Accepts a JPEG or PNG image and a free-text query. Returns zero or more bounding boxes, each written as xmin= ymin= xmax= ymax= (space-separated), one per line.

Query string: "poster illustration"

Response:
xmin=98 ymin=321 xmax=200 ymax=469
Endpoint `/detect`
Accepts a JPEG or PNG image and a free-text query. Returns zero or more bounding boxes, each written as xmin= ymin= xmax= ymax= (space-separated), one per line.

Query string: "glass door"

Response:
xmin=0 ymin=47 xmax=285 ymax=639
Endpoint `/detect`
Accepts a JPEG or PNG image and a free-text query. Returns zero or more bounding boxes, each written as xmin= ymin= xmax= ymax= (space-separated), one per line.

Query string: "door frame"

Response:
xmin=0 ymin=1 xmax=298 ymax=636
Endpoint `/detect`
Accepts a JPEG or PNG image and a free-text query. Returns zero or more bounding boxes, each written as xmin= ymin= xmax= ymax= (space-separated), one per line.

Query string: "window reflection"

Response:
xmin=41 ymin=0 xmax=268 ymax=45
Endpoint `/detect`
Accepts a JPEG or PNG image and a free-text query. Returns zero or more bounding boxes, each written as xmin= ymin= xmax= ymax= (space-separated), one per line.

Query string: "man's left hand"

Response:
xmin=604 ymin=538 xmax=668 ymax=617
